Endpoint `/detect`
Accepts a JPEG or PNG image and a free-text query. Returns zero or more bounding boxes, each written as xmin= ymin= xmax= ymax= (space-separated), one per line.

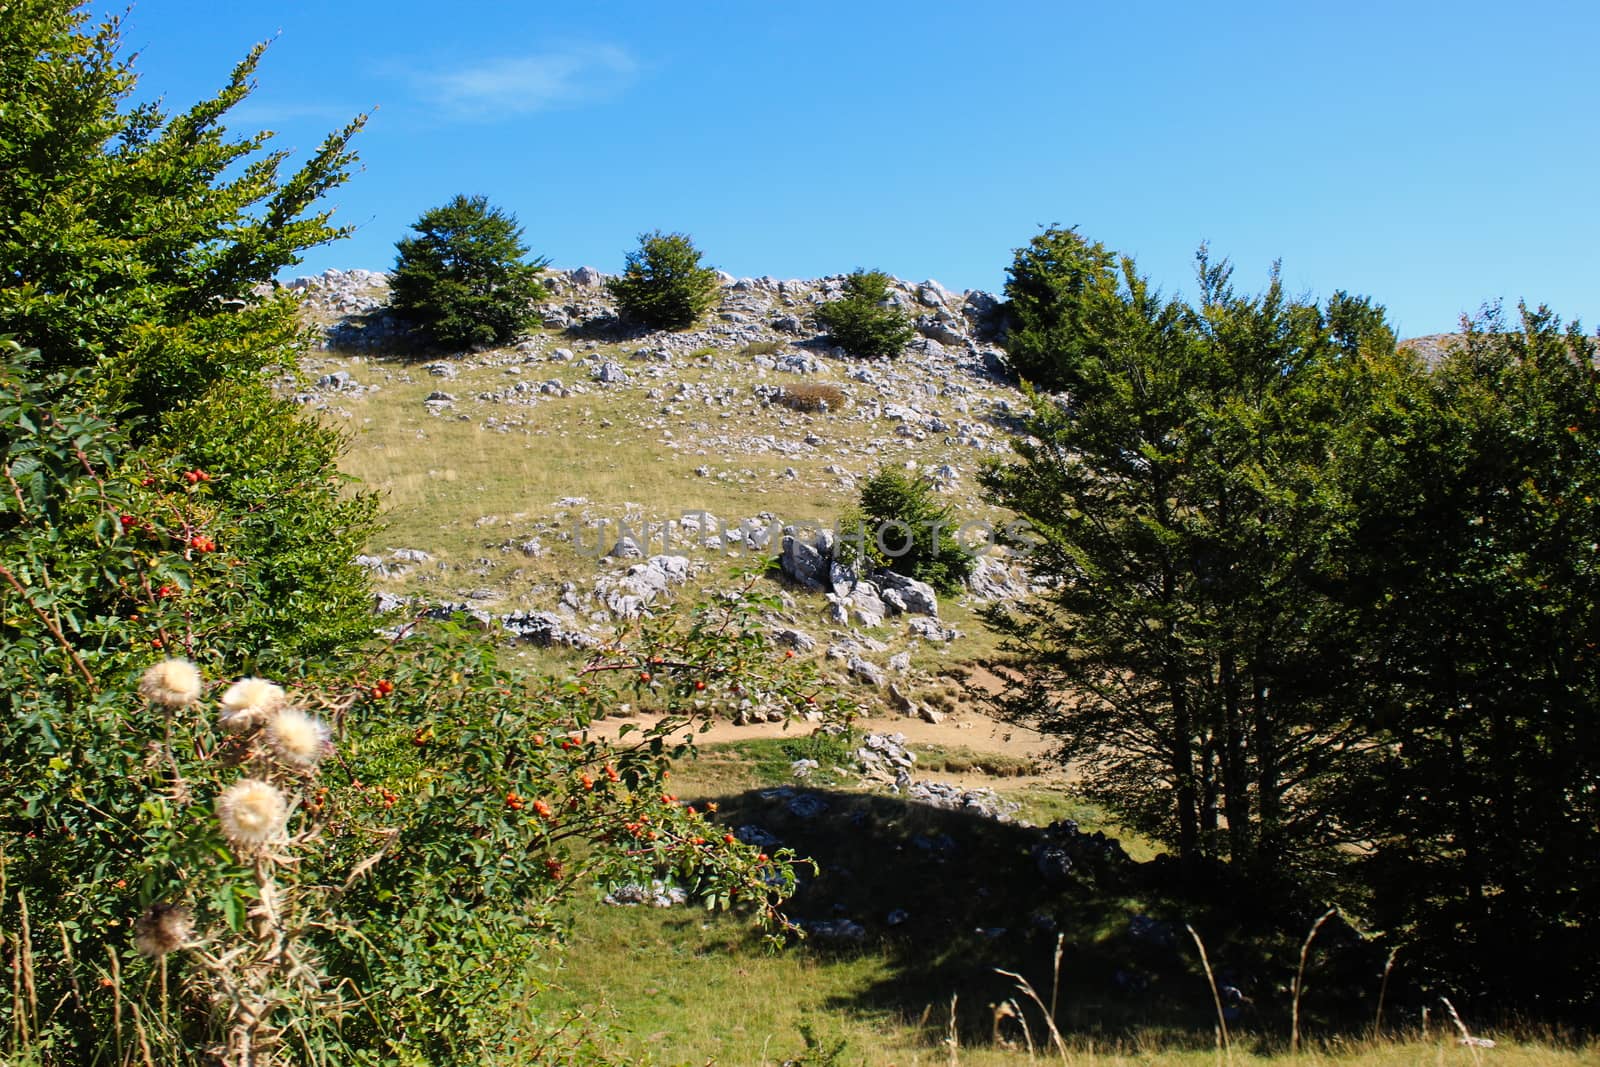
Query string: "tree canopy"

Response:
xmin=607 ymin=229 xmax=721 ymax=330
xmin=815 ymin=269 xmax=915 ymax=359
xmin=390 ymin=193 xmax=548 ymax=349
xmin=982 ymin=230 xmax=1600 ymax=1017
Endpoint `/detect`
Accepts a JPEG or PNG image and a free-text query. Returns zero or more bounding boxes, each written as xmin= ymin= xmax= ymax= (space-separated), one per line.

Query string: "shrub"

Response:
xmin=778 ymin=382 xmax=846 ymax=413
xmin=607 ymin=230 xmax=721 ymax=330
xmin=390 ymin=194 xmax=549 ymax=350
xmin=0 ymin=8 xmax=825 ymax=1061
xmin=814 ymin=270 xmax=915 ymax=359
xmin=839 ymin=467 xmax=974 ymax=594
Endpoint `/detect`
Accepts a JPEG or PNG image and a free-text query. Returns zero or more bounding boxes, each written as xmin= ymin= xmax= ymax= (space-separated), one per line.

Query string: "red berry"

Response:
xmin=184 ymin=471 xmax=199 ymax=484
xmin=640 ymin=672 xmax=652 ymax=683
xmin=723 ymin=833 xmax=736 ymax=845
xmin=694 ymin=680 xmax=706 ymax=691
xmin=757 ymin=853 xmax=769 ymax=863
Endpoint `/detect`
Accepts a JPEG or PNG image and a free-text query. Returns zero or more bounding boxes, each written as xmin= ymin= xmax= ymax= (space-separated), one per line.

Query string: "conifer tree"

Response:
xmin=390 ymin=194 xmax=548 ymax=349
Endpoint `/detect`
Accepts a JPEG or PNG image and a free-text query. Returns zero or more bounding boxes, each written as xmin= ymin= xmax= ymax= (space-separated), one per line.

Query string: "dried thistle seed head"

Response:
xmin=139 ymin=658 xmax=203 ymax=707
xmin=215 ymin=778 xmax=287 ymax=850
xmin=218 ymin=677 xmax=285 ymax=733
xmin=266 ymin=707 xmax=329 ymax=768
xmin=133 ymin=903 xmax=194 ymax=957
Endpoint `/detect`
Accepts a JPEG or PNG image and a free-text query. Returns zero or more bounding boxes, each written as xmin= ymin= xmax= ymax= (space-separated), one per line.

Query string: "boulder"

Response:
xmin=848 ymin=656 xmax=885 ymax=687
xmin=877 ymin=570 xmax=939 ymax=616
xmin=780 ymin=533 xmax=830 ymax=590
xmin=771 ymin=627 xmax=817 ymax=652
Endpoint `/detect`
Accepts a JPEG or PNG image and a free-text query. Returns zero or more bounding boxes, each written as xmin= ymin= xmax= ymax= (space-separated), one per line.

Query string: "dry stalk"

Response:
xmin=994 ymin=966 xmax=1070 ymax=1062
xmin=1373 ymin=946 xmax=1399 ymax=1039
xmin=1441 ymin=997 xmax=1489 ymax=1065
xmin=56 ymin=922 xmax=85 ymax=1019
xmin=110 ymin=946 xmax=124 ymax=1064
xmin=1186 ymin=924 xmax=1234 ymax=1067
xmin=1291 ymin=908 xmax=1337 ymax=1054
xmin=946 ymin=992 xmax=959 ymax=1067
xmin=1015 ymin=999 xmax=1038 ymax=1061
xmin=1049 ymin=932 xmax=1064 ymax=1025
xmin=17 ymin=891 xmax=37 ymax=1044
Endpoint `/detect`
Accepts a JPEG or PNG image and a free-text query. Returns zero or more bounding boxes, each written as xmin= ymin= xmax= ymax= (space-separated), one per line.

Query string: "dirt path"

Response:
xmin=584 ymin=705 xmax=1058 ymax=759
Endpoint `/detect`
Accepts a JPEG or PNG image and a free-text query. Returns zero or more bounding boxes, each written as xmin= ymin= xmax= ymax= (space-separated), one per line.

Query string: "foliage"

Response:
xmin=841 ymin=467 xmax=974 ymax=595
xmin=998 ymin=225 xmax=1121 ymax=392
xmin=390 ymin=194 xmax=548 ymax=350
xmin=606 ymin=230 xmax=721 ymax=330
xmin=981 ymin=225 xmax=1600 ymax=1018
xmin=0 ymin=7 xmax=822 ymax=1063
xmin=0 ymin=0 xmax=363 ymax=419
xmin=814 ymin=269 xmax=915 ymax=359
xmin=1342 ymin=304 xmax=1600 ymax=1013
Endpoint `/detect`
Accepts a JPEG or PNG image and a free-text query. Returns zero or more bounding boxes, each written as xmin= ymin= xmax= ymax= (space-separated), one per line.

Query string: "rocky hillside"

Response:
xmin=285 ymin=267 xmax=1039 ymax=719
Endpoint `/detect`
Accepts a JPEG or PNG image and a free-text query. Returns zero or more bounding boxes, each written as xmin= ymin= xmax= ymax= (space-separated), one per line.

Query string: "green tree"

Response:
xmin=0 ymin=2 xmax=363 ymax=419
xmin=981 ymin=239 xmax=1400 ymax=877
xmin=390 ymin=194 xmax=548 ymax=349
xmin=998 ymin=225 xmax=1121 ymax=392
xmin=814 ymin=269 xmax=915 ymax=359
xmin=607 ymin=229 xmax=721 ymax=330
xmin=1339 ymin=304 xmax=1600 ymax=1015
xmin=984 ymin=224 xmax=1600 ymax=1019
xmin=842 ymin=467 xmax=974 ymax=595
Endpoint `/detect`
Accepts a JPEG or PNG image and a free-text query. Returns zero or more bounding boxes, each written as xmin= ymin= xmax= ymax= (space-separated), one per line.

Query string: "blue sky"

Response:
xmin=100 ymin=0 xmax=1597 ymax=337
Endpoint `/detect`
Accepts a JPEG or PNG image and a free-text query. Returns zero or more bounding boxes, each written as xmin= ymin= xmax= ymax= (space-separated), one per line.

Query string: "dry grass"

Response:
xmin=778 ymin=382 xmax=848 ymax=413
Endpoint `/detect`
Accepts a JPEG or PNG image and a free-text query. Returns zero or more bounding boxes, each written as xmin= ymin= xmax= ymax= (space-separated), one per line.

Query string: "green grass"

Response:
xmin=539 ymin=741 xmax=1585 ymax=1064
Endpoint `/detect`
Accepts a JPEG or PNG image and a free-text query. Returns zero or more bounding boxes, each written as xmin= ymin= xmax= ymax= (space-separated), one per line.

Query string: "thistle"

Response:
xmin=139 ymin=658 xmax=203 ymax=707
xmin=133 ymin=903 xmax=195 ymax=957
xmin=266 ymin=707 xmax=330 ymax=768
xmin=218 ymin=677 xmax=286 ymax=733
xmin=215 ymin=779 xmax=288 ymax=850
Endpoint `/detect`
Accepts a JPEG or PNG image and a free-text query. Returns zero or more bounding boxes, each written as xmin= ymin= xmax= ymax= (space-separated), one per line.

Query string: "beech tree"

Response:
xmin=815 ymin=269 xmax=914 ymax=359
xmin=607 ymin=230 xmax=720 ymax=330
xmin=983 ymin=224 xmax=1600 ymax=1016
xmin=390 ymin=194 xmax=548 ymax=349
xmin=981 ymin=241 xmax=1402 ymax=874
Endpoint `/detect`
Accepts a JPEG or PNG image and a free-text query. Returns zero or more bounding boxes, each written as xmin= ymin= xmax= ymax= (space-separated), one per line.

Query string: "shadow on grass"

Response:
xmin=690 ymin=783 xmax=1392 ymax=1053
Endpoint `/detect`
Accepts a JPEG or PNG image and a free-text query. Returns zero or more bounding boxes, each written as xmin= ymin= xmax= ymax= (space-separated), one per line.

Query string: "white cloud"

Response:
xmin=411 ymin=45 xmax=637 ymax=119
